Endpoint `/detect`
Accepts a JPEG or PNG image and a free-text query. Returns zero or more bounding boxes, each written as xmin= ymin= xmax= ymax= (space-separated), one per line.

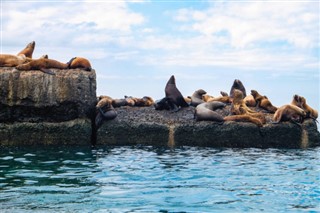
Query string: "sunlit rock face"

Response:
xmin=0 ymin=68 xmax=96 ymax=122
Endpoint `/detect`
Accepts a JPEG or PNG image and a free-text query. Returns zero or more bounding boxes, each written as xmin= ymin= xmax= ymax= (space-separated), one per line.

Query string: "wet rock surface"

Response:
xmin=97 ymin=106 xmax=320 ymax=148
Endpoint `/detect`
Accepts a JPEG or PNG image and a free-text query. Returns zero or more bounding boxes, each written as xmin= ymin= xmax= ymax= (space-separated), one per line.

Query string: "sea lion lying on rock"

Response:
xmin=95 ymin=96 xmax=117 ymax=129
xmin=291 ymin=94 xmax=318 ymax=120
xmin=273 ymin=104 xmax=306 ymax=124
xmin=194 ymin=101 xmax=226 ymax=122
xmin=0 ymin=41 xmax=35 ymax=67
xmin=251 ymin=90 xmax=277 ymax=113
xmin=191 ymin=89 xmax=206 ymax=107
xmin=67 ymin=57 xmax=92 ymax=71
xmin=231 ymin=89 xmax=266 ymax=125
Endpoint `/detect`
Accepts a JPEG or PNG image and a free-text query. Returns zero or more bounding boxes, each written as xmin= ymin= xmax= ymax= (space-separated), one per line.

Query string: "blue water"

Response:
xmin=0 ymin=146 xmax=319 ymax=213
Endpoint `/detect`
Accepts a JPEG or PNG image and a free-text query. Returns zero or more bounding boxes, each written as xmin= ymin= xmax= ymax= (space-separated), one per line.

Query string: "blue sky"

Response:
xmin=1 ymin=0 xmax=319 ymax=112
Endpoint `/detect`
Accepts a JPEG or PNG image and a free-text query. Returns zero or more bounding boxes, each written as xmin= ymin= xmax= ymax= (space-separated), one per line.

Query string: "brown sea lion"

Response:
xmin=95 ymin=97 xmax=117 ymax=129
xmin=0 ymin=54 xmax=32 ymax=67
xmin=273 ymin=104 xmax=306 ymax=124
xmin=243 ymin=95 xmax=256 ymax=107
xmin=291 ymin=94 xmax=318 ymax=120
xmin=207 ymin=96 xmax=231 ymax=104
xmin=17 ymin=41 xmax=35 ymax=58
xmin=224 ymin=115 xmax=263 ymax=127
xmin=124 ymin=96 xmax=136 ymax=106
xmin=251 ymin=90 xmax=277 ymax=113
xmin=133 ymin=96 xmax=154 ymax=107
xmin=191 ymin=89 xmax=206 ymax=107
xmin=194 ymin=101 xmax=226 ymax=121
xmin=202 ymin=94 xmax=214 ymax=102
xmin=230 ymin=79 xmax=246 ymax=99
xmin=67 ymin=57 xmax=92 ymax=71
xmin=231 ymin=89 xmax=266 ymax=124
xmin=16 ymin=58 xmax=68 ymax=75
xmin=164 ymin=75 xmax=189 ymax=111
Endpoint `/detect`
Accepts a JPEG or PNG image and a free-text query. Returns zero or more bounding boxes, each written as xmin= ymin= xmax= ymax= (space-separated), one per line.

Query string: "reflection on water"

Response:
xmin=0 ymin=145 xmax=319 ymax=212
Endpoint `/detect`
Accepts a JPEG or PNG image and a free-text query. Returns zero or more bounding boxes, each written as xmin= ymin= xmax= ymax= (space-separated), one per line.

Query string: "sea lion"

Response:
xmin=191 ymin=89 xmax=206 ymax=107
xmin=224 ymin=115 xmax=263 ymax=127
xmin=203 ymin=91 xmax=231 ymax=104
xmin=202 ymin=94 xmax=214 ymax=102
xmin=291 ymin=94 xmax=318 ymax=120
xmin=243 ymin=95 xmax=256 ymax=107
xmin=0 ymin=54 xmax=32 ymax=67
xmin=231 ymin=89 xmax=266 ymax=124
xmin=164 ymin=75 xmax=189 ymax=111
xmin=220 ymin=91 xmax=229 ymax=97
xmin=251 ymin=90 xmax=277 ymax=113
xmin=194 ymin=101 xmax=226 ymax=121
xmin=124 ymin=96 xmax=136 ymax=106
xmin=273 ymin=104 xmax=306 ymax=124
xmin=95 ymin=96 xmax=117 ymax=129
xmin=67 ymin=57 xmax=92 ymax=71
xmin=17 ymin=41 xmax=35 ymax=58
xmin=230 ymin=79 xmax=246 ymax=99
xmin=16 ymin=58 xmax=68 ymax=75
xmin=154 ymin=97 xmax=171 ymax=110
xmin=207 ymin=96 xmax=231 ymax=104
xmin=133 ymin=96 xmax=154 ymax=107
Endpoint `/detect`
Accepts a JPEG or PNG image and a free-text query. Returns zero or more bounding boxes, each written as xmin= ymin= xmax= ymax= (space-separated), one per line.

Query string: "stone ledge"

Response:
xmin=0 ymin=119 xmax=92 ymax=146
xmin=97 ymin=106 xmax=320 ymax=148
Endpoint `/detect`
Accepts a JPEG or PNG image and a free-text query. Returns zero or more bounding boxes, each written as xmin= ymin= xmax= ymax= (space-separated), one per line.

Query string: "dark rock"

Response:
xmin=97 ymin=106 xmax=320 ymax=148
xmin=0 ymin=119 xmax=92 ymax=146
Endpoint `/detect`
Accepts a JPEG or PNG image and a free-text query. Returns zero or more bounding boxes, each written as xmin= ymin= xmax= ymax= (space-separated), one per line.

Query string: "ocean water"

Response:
xmin=0 ymin=145 xmax=319 ymax=213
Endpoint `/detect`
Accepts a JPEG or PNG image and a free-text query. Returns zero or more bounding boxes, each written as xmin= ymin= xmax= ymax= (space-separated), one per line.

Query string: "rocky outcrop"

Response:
xmin=97 ymin=106 xmax=320 ymax=148
xmin=0 ymin=67 xmax=319 ymax=148
xmin=0 ymin=67 xmax=96 ymax=122
xmin=0 ymin=67 xmax=96 ymax=145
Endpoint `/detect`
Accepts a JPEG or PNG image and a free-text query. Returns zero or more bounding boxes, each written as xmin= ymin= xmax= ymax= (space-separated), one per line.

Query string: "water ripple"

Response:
xmin=0 ymin=146 xmax=319 ymax=212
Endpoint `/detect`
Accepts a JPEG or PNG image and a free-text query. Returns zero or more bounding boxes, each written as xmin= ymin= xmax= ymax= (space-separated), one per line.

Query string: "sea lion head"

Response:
xmin=230 ymin=79 xmax=246 ymax=98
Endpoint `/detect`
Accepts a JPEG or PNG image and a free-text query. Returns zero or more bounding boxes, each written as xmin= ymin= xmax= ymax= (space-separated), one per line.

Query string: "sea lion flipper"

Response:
xmin=40 ymin=68 xmax=55 ymax=75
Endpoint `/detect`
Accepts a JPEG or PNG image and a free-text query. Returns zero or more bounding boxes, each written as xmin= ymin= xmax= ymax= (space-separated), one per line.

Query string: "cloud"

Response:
xmin=1 ymin=1 xmax=318 ymax=74
xmin=1 ymin=1 xmax=145 ymax=57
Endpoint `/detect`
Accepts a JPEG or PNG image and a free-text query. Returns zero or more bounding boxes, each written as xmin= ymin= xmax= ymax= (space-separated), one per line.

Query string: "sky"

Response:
xmin=1 ymin=0 xmax=319 ymax=113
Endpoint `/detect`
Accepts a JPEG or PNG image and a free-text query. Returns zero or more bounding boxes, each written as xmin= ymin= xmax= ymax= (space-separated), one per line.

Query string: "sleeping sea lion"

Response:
xmin=16 ymin=58 xmax=69 ymax=75
xmin=0 ymin=41 xmax=35 ymax=67
xmin=194 ymin=101 xmax=226 ymax=122
xmin=273 ymin=104 xmax=306 ymax=124
xmin=202 ymin=94 xmax=214 ymax=102
xmin=67 ymin=57 xmax=92 ymax=71
xmin=133 ymin=96 xmax=155 ymax=107
xmin=224 ymin=114 xmax=264 ymax=127
xmin=251 ymin=90 xmax=277 ymax=113
xmin=230 ymin=79 xmax=246 ymax=99
xmin=0 ymin=54 xmax=31 ymax=67
xmin=291 ymin=94 xmax=318 ymax=120
xmin=164 ymin=75 xmax=189 ymax=111
xmin=191 ymin=89 xmax=206 ymax=107
xmin=17 ymin=41 xmax=35 ymax=58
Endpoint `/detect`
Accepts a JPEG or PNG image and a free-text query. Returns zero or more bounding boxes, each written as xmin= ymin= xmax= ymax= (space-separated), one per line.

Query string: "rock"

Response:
xmin=97 ymin=106 xmax=320 ymax=148
xmin=0 ymin=119 xmax=92 ymax=146
xmin=0 ymin=68 xmax=96 ymax=122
